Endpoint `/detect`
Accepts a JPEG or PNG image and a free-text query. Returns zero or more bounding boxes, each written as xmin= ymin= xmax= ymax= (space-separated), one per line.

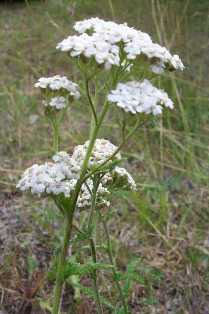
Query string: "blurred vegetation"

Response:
xmin=0 ymin=0 xmax=208 ymax=313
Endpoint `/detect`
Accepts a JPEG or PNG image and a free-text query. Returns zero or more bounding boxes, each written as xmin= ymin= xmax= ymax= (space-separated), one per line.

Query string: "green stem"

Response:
xmin=90 ymin=238 xmax=104 ymax=314
xmin=98 ymin=211 xmax=129 ymax=314
xmin=84 ymin=75 xmax=98 ymax=127
xmin=52 ymin=101 xmax=110 ymax=314
xmin=51 ymin=116 xmax=60 ymax=153
xmin=88 ymin=180 xmax=104 ymax=314
xmin=69 ymin=100 xmax=110 ymax=212
xmin=84 ymin=116 xmax=147 ymax=181
xmin=52 ymin=210 xmax=74 ymax=314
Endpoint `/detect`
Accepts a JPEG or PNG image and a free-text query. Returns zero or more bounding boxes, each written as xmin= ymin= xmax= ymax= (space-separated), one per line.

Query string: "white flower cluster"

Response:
xmin=78 ymin=178 xmax=110 ymax=208
xmin=57 ymin=33 xmax=120 ymax=69
xmin=72 ymin=138 xmax=121 ymax=168
xmin=43 ymin=97 xmax=67 ymax=110
xmin=108 ymin=79 xmax=173 ymax=115
xmin=35 ymin=75 xmax=80 ymax=110
xmin=57 ymin=17 xmax=184 ymax=72
xmin=17 ymin=152 xmax=78 ymax=196
xmin=113 ymin=167 xmax=137 ymax=191
xmin=17 ymin=140 xmax=136 ymax=208
xmin=35 ymin=75 xmax=80 ymax=97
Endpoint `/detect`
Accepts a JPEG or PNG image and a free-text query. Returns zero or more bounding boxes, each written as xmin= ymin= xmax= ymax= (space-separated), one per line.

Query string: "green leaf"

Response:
xmin=63 ymin=261 xmax=114 ymax=279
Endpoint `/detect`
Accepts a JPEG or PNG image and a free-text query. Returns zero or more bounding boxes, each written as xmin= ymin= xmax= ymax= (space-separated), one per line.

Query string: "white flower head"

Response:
xmin=57 ymin=17 xmax=184 ymax=72
xmin=57 ymin=33 xmax=120 ymax=69
xmin=72 ymin=138 xmax=121 ymax=168
xmin=35 ymin=75 xmax=80 ymax=99
xmin=170 ymin=54 xmax=185 ymax=71
xmin=17 ymin=139 xmax=136 ymax=208
xmin=43 ymin=96 xmax=67 ymax=110
xmin=108 ymin=79 xmax=174 ymax=115
xmin=113 ymin=167 xmax=137 ymax=191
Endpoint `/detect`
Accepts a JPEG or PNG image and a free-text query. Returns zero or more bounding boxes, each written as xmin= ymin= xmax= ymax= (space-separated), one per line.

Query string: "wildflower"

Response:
xmin=57 ymin=33 xmax=120 ymax=69
xmin=76 ymin=178 xmax=110 ymax=208
xmin=72 ymin=139 xmax=121 ymax=168
xmin=43 ymin=96 xmax=67 ymax=110
xmin=16 ymin=161 xmax=76 ymax=197
xmin=113 ymin=167 xmax=137 ymax=191
xmin=57 ymin=17 xmax=184 ymax=72
xmin=108 ymin=79 xmax=173 ymax=115
xmin=35 ymin=75 xmax=80 ymax=99
xmin=17 ymin=140 xmax=136 ymax=207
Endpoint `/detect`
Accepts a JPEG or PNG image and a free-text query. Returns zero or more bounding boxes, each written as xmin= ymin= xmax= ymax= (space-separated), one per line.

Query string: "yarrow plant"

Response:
xmin=17 ymin=17 xmax=184 ymax=314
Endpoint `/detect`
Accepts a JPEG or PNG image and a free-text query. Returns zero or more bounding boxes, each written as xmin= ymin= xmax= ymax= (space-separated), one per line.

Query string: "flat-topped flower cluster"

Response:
xmin=35 ymin=75 xmax=80 ymax=95
xmin=35 ymin=75 xmax=80 ymax=110
xmin=108 ymin=79 xmax=173 ymax=115
xmin=72 ymin=138 xmax=121 ymax=167
xmin=17 ymin=17 xmax=185 ymax=206
xmin=17 ymin=139 xmax=136 ymax=208
xmin=57 ymin=17 xmax=184 ymax=72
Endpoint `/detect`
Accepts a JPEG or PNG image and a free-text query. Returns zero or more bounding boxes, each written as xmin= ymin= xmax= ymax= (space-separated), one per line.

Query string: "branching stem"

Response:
xmin=84 ymin=117 xmax=148 ymax=182
xmin=52 ymin=100 xmax=110 ymax=314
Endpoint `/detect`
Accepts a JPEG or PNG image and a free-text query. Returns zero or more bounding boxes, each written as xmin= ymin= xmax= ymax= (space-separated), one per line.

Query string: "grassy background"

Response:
xmin=0 ymin=0 xmax=209 ymax=313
